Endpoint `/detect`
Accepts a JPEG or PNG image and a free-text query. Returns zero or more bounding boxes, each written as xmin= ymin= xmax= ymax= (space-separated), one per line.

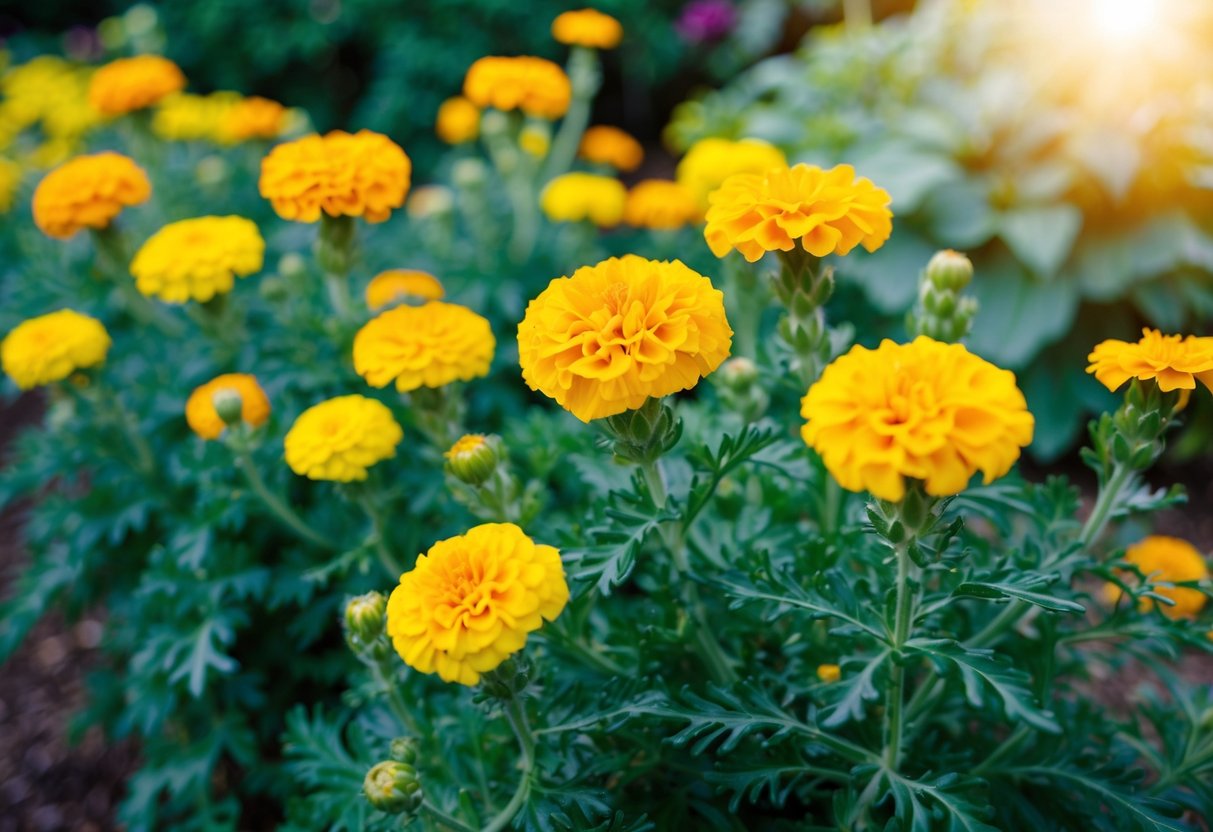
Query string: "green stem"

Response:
xmin=421 ymin=802 xmax=477 ymax=832
xmin=369 ymin=653 xmax=420 ymax=735
xmin=542 ymin=46 xmax=598 ymax=181
xmin=324 ymin=273 xmax=354 ymax=320
xmin=482 ymin=698 xmax=536 ymax=832
xmin=236 ymin=449 xmax=336 ymax=549
xmin=356 ymin=491 xmax=405 ymax=578
xmin=883 ymin=540 xmax=914 ymax=770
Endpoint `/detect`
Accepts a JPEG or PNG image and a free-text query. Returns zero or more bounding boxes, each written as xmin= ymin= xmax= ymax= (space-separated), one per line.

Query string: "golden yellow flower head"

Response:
xmin=578 ymin=125 xmax=644 ymax=172
xmin=552 ymin=8 xmax=624 ymax=49
xmin=354 ymin=301 xmax=495 ymax=392
xmin=152 ymin=92 xmax=238 ymax=142
xmin=32 ymin=152 xmax=150 ymax=239
xmin=1087 ymin=329 xmax=1213 ymax=396
xmin=284 ymin=394 xmax=403 ymax=482
xmin=676 ymin=137 xmax=787 ymax=210
xmin=259 ymin=130 xmax=411 ymax=223
xmin=463 ymin=56 xmax=572 ymax=120
xmin=706 ymin=163 xmax=893 ymax=263
xmin=1105 ymin=535 xmax=1209 ymax=620
xmin=436 ymin=96 xmax=480 ymax=144
xmin=365 ymin=269 xmax=445 ymax=310
xmin=88 ymin=55 xmax=186 ymax=116
xmin=801 ymin=337 xmax=1034 ymax=503
xmin=624 ymin=179 xmax=703 ymax=230
xmin=0 ymin=157 xmax=21 ymax=213
xmin=221 ymin=96 xmax=286 ymax=142
xmin=386 ymin=522 xmax=568 ymax=686
xmin=2 ymin=309 xmax=111 ymax=390
xmin=185 ymin=373 xmax=271 ymax=440
xmin=540 ymin=172 xmax=626 ymax=227
xmin=130 ymin=216 xmax=264 ymax=304
xmin=817 ymin=663 xmax=842 ymax=683
xmin=518 ymin=255 xmax=733 ymax=422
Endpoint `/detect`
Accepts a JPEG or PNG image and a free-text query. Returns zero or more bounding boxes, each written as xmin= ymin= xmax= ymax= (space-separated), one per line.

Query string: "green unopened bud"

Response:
xmin=363 ymin=760 xmax=422 ymax=815
xmin=278 ymin=252 xmax=307 ymax=279
xmin=407 ymin=185 xmax=455 ymax=219
xmin=211 ymin=388 xmax=244 ymax=427
xmin=445 ymin=434 xmax=499 ymax=486
xmin=926 ymin=249 xmax=973 ymax=292
xmin=345 ymin=591 xmax=387 ymax=646
xmin=717 ymin=357 xmax=759 ymax=393
xmin=452 ymin=158 xmax=489 ymax=189
xmin=390 ymin=737 xmax=419 ymax=765
xmin=715 ymin=358 xmax=769 ymax=422
xmin=480 ymin=109 xmax=509 ymax=137
xmin=602 ymin=397 xmax=683 ymax=465
xmin=195 ymin=155 xmax=228 ymax=187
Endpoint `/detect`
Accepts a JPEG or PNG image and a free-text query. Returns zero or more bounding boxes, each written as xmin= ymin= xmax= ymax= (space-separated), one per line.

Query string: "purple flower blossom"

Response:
xmin=675 ymin=0 xmax=737 ymax=44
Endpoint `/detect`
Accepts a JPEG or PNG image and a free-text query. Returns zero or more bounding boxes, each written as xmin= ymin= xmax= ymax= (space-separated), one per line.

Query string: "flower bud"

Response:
xmin=445 ymin=434 xmax=499 ymax=486
xmin=390 ymin=737 xmax=419 ymax=766
xmin=717 ymin=357 xmax=759 ymax=392
xmin=407 ymin=185 xmax=455 ymax=219
xmin=715 ymin=357 xmax=769 ymax=422
xmin=816 ymin=663 xmax=841 ymax=683
xmin=345 ymin=591 xmax=387 ymax=646
xmin=451 ymin=158 xmax=489 ymax=189
xmin=519 ymin=124 xmax=550 ymax=158
xmin=278 ymin=252 xmax=307 ymax=279
xmin=363 ymin=760 xmax=422 ymax=815
xmin=480 ymin=109 xmax=509 ymax=137
xmin=211 ymin=387 xmax=244 ymax=427
xmin=926 ymin=249 xmax=973 ymax=292
xmin=195 ymin=155 xmax=229 ymax=187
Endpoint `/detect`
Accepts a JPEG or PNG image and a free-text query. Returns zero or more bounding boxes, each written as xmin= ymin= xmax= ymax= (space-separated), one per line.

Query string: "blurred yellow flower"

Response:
xmin=386 ymin=522 xmax=568 ymax=685
xmin=676 ymin=137 xmax=787 ymax=210
xmin=88 ymin=55 xmax=185 ymax=116
xmin=801 ymin=337 xmax=1034 ymax=503
xmin=32 ymin=152 xmax=150 ymax=239
xmin=436 ymin=96 xmax=480 ymax=144
xmin=354 ymin=301 xmax=494 ymax=392
xmin=284 ymin=394 xmax=403 ymax=482
xmin=130 ymin=216 xmax=264 ymax=304
xmin=624 ymin=179 xmax=703 ymax=229
xmin=463 ymin=56 xmax=571 ymax=120
xmin=706 ymin=163 xmax=893 ymax=263
xmin=518 ymin=255 xmax=733 ymax=422
xmin=2 ymin=309 xmax=111 ymax=390
xmin=221 ymin=96 xmax=286 ymax=142
xmin=540 ymin=172 xmax=626 ymax=227
xmin=519 ymin=125 xmax=550 ymax=158
xmin=259 ymin=130 xmax=411 ymax=223
xmin=552 ymin=8 xmax=623 ymax=49
xmin=2 ymin=57 xmax=102 ymax=157
xmin=185 ymin=373 xmax=271 ymax=440
xmin=1087 ymin=329 xmax=1213 ymax=395
xmin=1105 ymin=535 xmax=1209 ymax=620
xmin=578 ymin=125 xmax=644 ymax=172
xmin=817 ymin=664 xmax=842 ymax=683
xmin=0 ymin=157 xmax=21 ymax=212
xmin=152 ymin=92 xmax=238 ymax=142
xmin=365 ymin=269 xmax=445 ymax=310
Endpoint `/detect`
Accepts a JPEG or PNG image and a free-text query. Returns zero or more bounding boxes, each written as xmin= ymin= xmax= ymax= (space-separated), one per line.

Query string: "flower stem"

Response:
xmin=369 ymin=652 xmax=420 ymax=735
xmin=543 ymin=46 xmax=598 ymax=181
xmin=324 ymin=272 xmax=355 ymax=320
xmin=236 ymin=449 xmax=336 ymax=550
xmin=355 ymin=490 xmax=405 ymax=578
xmin=421 ymin=802 xmax=477 ymax=832
xmin=482 ymin=698 xmax=536 ymax=832
xmin=883 ymin=539 xmax=914 ymax=771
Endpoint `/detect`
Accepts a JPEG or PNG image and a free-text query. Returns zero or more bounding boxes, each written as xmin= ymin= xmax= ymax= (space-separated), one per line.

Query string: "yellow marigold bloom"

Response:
xmin=2 ymin=57 xmax=102 ymax=150
xmin=1105 ymin=535 xmax=1209 ymax=620
xmin=435 ymin=96 xmax=480 ymax=144
xmin=801 ymin=337 xmax=1034 ymax=503
xmin=185 ymin=373 xmax=271 ymax=440
xmin=463 ymin=56 xmax=571 ymax=120
xmin=284 ymin=394 xmax=403 ymax=482
xmin=578 ymin=125 xmax=644 ymax=172
xmin=0 ymin=157 xmax=21 ymax=213
xmin=676 ymin=137 xmax=787 ymax=210
xmin=625 ymin=180 xmax=703 ymax=229
xmin=518 ymin=255 xmax=733 ymax=422
xmin=88 ymin=55 xmax=185 ymax=116
xmin=354 ymin=301 xmax=495 ymax=392
xmin=706 ymin=163 xmax=893 ymax=263
xmin=130 ymin=216 xmax=265 ymax=304
xmin=386 ymin=522 xmax=569 ymax=686
xmin=221 ymin=96 xmax=286 ymax=142
xmin=1087 ymin=329 xmax=1213 ymax=395
xmin=152 ymin=92 xmax=238 ymax=142
xmin=32 ymin=152 xmax=150 ymax=239
xmin=2 ymin=310 xmax=111 ymax=390
xmin=552 ymin=9 xmax=624 ymax=49
xmin=259 ymin=130 xmax=412 ymax=223
xmin=817 ymin=663 xmax=842 ymax=683
xmin=540 ymin=172 xmax=626 ymax=227
xmin=365 ymin=269 xmax=445 ymax=310
xmin=519 ymin=125 xmax=550 ymax=158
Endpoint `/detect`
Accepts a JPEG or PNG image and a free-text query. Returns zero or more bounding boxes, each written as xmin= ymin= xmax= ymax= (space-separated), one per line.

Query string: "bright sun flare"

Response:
xmin=1090 ymin=0 xmax=1161 ymax=40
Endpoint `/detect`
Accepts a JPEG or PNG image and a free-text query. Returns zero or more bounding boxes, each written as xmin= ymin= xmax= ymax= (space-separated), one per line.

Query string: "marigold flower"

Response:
xmin=817 ymin=663 xmax=842 ymax=683
xmin=801 ymin=337 xmax=1034 ymax=502
xmin=365 ymin=270 xmax=445 ymax=310
xmin=2 ymin=309 xmax=111 ymax=390
xmin=185 ymin=373 xmax=271 ymax=440
xmin=386 ymin=522 xmax=569 ymax=686
xmin=152 ymin=92 xmax=238 ymax=142
xmin=88 ymin=55 xmax=185 ymax=115
xmin=625 ymin=180 xmax=703 ymax=229
xmin=221 ymin=96 xmax=286 ymax=142
xmin=540 ymin=172 xmax=626 ymax=227
xmin=0 ymin=157 xmax=20 ymax=213
xmin=259 ymin=130 xmax=411 ymax=223
xmin=130 ymin=216 xmax=264 ymax=303
xmin=284 ymin=394 xmax=403 ymax=482
xmin=552 ymin=8 xmax=624 ymax=48
xmin=1105 ymin=536 xmax=1209 ymax=620
xmin=354 ymin=301 xmax=495 ymax=392
xmin=32 ymin=152 xmax=150 ymax=238
xmin=676 ymin=137 xmax=787 ymax=209
xmin=435 ymin=96 xmax=480 ymax=144
xmin=518 ymin=255 xmax=733 ymax=422
xmin=1087 ymin=329 xmax=1213 ymax=395
xmin=706 ymin=163 xmax=893 ymax=263
xmin=463 ymin=56 xmax=571 ymax=120
xmin=578 ymin=125 xmax=644 ymax=172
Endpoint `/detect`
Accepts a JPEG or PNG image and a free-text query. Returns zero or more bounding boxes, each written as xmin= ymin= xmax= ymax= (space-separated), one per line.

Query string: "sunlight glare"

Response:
xmin=1091 ymin=0 xmax=1161 ymax=41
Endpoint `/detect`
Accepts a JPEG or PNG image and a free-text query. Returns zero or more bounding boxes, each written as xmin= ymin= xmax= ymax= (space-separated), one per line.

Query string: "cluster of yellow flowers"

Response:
xmin=0 ymin=56 xmax=104 ymax=170
xmin=152 ymin=92 xmax=287 ymax=144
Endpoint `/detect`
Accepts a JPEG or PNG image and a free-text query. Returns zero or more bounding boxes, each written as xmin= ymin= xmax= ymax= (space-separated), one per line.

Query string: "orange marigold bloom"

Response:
xmin=625 ymin=180 xmax=703 ymax=229
xmin=353 ymin=301 xmax=495 ymax=392
xmin=705 ymin=163 xmax=893 ymax=263
xmin=436 ymin=96 xmax=480 ymax=144
xmin=259 ymin=130 xmax=411 ymax=223
xmin=552 ymin=9 xmax=623 ymax=49
xmin=578 ymin=125 xmax=644 ymax=171
xmin=88 ymin=55 xmax=185 ymax=115
xmin=185 ymin=373 xmax=271 ymax=440
xmin=222 ymin=96 xmax=286 ymax=142
xmin=365 ymin=269 xmax=445 ymax=310
xmin=386 ymin=523 xmax=569 ymax=685
xmin=1087 ymin=329 xmax=1213 ymax=395
xmin=463 ymin=56 xmax=571 ymax=120
xmin=518 ymin=255 xmax=733 ymax=422
xmin=1105 ymin=536 xmax=1209 ymax=620
xmin=32 ymin=152 xmax=151 ymax=239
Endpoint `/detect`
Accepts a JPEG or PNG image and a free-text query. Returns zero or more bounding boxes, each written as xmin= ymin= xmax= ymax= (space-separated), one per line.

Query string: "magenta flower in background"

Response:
xmin=675 ymin=0 xmax=737 ymax=44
